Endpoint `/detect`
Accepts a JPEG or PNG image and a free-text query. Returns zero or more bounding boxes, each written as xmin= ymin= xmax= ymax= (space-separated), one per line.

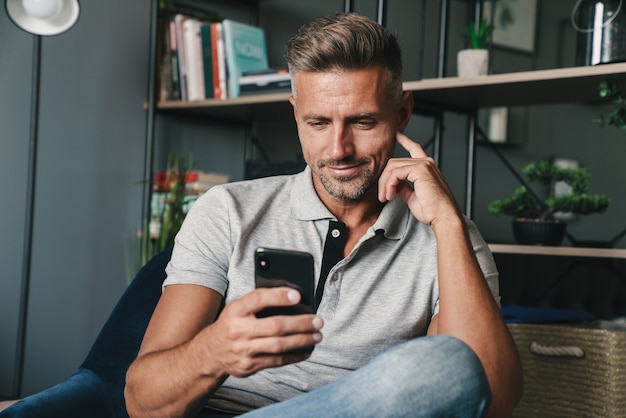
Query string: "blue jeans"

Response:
xmin=233 ymin=335 xmax=491 ymax=418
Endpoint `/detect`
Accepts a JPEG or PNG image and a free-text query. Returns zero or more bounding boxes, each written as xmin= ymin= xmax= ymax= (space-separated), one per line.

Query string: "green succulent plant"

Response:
xmin=488 ymin=160 xmax=610 ymax=221
xmin=462 ymin=20 xmax=494 ymax=49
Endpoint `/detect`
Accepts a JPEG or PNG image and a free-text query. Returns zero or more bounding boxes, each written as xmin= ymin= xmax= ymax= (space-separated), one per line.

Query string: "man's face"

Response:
xmin=290 ymin=66 xmax=410 ymax=203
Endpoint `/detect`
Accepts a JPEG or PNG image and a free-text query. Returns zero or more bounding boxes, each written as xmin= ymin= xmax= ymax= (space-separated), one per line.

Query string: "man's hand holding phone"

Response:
xmin=200 ymin=247 xmax=321 ymax=378
xmin=203 ymin=285 xmax=323 ymax=379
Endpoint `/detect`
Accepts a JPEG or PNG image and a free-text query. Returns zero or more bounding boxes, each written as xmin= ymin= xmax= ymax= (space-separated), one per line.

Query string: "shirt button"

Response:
xmin=330 ymin=272 xmax=339 ymax=282
xmin=331 ymin=229 xmax=341 ymax=238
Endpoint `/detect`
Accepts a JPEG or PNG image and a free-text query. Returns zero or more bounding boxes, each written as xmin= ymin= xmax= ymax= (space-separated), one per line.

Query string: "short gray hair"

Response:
xmin=285 ymin=12 xmax=403 ymax=103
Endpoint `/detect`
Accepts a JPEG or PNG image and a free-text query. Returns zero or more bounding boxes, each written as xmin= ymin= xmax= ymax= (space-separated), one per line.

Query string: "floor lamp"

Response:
xmin=5 ymin=0 xmax=80 ymax=398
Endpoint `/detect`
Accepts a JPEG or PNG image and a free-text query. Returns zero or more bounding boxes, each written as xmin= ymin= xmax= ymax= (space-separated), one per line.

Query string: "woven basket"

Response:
xmin=508 ymin=322 xmax=626 ymax=418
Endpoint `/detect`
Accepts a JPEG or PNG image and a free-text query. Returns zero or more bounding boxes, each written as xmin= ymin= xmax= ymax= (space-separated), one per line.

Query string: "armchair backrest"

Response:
xmin=81 ymin=249 xmax=172 ymax=417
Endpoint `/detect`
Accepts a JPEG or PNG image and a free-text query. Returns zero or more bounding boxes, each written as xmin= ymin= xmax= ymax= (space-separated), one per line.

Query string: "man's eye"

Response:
xmin=308 ymin=121 xmax=327 ymax=128
xmin=355 ymin=120 xmax=376 ymax=128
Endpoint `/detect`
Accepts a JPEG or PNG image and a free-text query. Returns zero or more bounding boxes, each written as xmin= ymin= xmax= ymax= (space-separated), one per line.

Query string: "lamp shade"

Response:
xmin=6 ymin=0 xmax=79 ymax=36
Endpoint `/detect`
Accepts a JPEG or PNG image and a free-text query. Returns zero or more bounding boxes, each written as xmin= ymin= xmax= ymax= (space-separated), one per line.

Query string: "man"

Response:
xmin=125 ymin=12 xmax=522 ymax=418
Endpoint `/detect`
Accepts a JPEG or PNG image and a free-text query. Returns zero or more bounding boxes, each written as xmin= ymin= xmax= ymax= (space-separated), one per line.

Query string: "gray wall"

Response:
xmin=1 ymin=0 xmax=151 ymax=397
xmin=0 ymin=7 xmax=32 ymax=398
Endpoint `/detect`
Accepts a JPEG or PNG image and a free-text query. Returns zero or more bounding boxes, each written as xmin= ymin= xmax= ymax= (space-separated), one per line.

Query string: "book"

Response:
xmin=156 ymin=13 xmax=181 ymax=101
xmin=182 ymin=17 xmax=206 ymax=101
xmin=210 ymin=22 xmax=221 ymax=99
xmin=239 ymin=68 xmax=291 ymax=95
xmin=211 ymin=22 xmax=228 ymax=99
xmin=200 ymin=23 xmax=214 ymax=99
xmin=221 ymin=19 xmax=269 ymax=98
xmin=184 ymin=170 xmax=230 ymax=194
xmin=157 ymin=4 xmax=220 ymax=102
xmin=174 ymin=14 xmax=189 ymax=101
xmin=153 ymin=170 xmax=229 ymax=195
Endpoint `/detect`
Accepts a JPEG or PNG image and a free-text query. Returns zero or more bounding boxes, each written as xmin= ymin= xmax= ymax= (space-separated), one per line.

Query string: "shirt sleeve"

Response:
xmin=163 ymin=186 xmax=233 ymax=295
xmin=467 ymin=218 xmax=501 ymax=307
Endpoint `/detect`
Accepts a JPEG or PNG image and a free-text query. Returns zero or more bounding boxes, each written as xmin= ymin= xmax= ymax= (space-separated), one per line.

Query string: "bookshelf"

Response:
xmin=407 ymin=62 xmax=626 ymax=111
xmin=157 ymin=91 xmax=292 ymax=121
xmin=489 ymin=244 xmax=626 ymax=259
xmin=147 ymin=0 xmax=626 ymax=260
xmin=157 ymin=62 xmax=626 ymax=115
xmin=155 ymin=63 xmax=626 ymax=258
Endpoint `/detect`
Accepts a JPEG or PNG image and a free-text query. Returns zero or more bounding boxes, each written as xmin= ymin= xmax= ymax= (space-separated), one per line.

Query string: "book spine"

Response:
xmin=168 ymin=18 xmax=181 ymax=100
xmin=240 ymin=81 xmax=291 ymax=95
xmin=222 ymin=20 xmax=238 ymax=98
xmin=200 ymin=23 xmax=214 ymax=99
xmin=157 ymin=14 xmax=186 ymax=102
xmin=239 ymin=68 xmax=291 ymax=95
xmin=193 ymin=21 xmax=206 ymax=100
xmin=174 ymin=14 xmax=188 ymax=101
xmin=183 ymin=18 xmax=206 ymax=101
xmin=210 ymin=22 xmax=222 ymax=99
xmin=214 ymin=22 xmax=227 ymax=99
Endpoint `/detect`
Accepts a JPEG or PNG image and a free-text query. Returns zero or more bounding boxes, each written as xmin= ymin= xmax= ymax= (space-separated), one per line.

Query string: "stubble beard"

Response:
xmin=316 ymin=158 xmax=375 ymax=201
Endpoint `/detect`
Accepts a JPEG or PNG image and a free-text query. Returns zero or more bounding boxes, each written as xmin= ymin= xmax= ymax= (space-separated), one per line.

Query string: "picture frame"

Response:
xmin=484 ymin=0 xmax=538 ymax=53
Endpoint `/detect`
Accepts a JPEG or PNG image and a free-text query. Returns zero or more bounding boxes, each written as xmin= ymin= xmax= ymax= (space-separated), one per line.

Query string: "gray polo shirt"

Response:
xmin=164 ymin=166 xmax=499 ymax=413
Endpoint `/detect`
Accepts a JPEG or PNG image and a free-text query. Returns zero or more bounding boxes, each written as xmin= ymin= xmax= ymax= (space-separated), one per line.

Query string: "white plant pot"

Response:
xmin=457 ymin=49 xmax=489 ymax=77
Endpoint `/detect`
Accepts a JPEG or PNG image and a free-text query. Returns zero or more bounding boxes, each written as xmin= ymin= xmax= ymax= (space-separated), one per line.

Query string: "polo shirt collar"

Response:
xmin=372 ymin=197 xmax=409 ymax=240
xmin=290 ymin=166 xmax=409 ymax=240
xmin=290 ymin=166 xmax=335 ymax=221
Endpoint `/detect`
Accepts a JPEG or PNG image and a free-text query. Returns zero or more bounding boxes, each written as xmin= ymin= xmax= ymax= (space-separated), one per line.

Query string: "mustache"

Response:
xmin=318 ymin=157 xmax=371 ymax=168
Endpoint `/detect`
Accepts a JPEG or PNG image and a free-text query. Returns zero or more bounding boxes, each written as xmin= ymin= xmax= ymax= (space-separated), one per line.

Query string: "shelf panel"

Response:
xmin=157 ymin=92 xmax=292 ymax=121
xmin=156 ymin=63 xmax=626 ymax=118
xmin=406 ymin=62 xmax=626 ymax=112
xmin=159 ymin=92 xmax=291 ymax=109
xmin=489 ymin=243 xmax=626 ymax=259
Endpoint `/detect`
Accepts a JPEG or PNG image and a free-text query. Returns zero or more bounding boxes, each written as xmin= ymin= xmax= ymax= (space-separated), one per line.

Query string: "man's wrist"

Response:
xmin=430 ymin=212 xmax=465 ymax=236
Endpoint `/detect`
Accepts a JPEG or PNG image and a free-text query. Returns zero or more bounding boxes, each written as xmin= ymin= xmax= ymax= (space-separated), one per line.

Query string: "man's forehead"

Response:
xmin=294 ymin=66 xmax=390 ymax=82
xmin=293 ymin=68 xmax=391 ymax=103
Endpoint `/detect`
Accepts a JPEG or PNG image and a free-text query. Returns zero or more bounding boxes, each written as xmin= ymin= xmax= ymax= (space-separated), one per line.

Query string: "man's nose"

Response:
xmin=327 ymin=126 xmax=355 ymax=160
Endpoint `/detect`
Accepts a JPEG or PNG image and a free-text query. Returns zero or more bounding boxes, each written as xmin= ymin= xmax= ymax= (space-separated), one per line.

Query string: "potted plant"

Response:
xmin=488 ymin=160 xmax=610 ymax=245
xmin=126 ymin=153 xmax=195 ymax=283
xmin=595 ymin=80 xmax=626 ymax=133
xmin=457 ymin=20 xmax=493 ymax=77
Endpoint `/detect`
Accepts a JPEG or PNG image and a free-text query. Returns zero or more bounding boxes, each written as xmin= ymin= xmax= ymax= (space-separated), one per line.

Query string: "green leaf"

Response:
xmin=487 ymin=160 xmax=610 ymax=220
xmin=461 ymin=20 xmax=493 ymax=49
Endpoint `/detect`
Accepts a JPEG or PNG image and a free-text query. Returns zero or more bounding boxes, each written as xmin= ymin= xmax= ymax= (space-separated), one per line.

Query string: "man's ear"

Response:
xmin=289 ymin=95 xmax=298 ymax=120
xmin=397 ymin=91 xmax=414 ymax=132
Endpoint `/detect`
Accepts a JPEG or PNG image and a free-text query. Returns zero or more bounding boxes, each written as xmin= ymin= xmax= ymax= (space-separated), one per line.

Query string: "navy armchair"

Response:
xmin=1 ymin=249 xmax=172 ymax=418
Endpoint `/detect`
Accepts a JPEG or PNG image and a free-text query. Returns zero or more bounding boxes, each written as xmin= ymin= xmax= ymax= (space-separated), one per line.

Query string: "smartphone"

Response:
xmin=254 ymin=247 xmax=315 ymax=319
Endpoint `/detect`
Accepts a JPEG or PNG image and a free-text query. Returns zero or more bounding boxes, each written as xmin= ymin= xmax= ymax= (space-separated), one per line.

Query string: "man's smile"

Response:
xmin=319 ymin=158 xmax=370 ymax=180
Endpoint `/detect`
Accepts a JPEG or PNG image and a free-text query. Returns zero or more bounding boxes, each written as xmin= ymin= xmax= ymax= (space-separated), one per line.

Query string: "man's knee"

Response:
xmin=368 ymin=335 xmax=491 ymax=416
